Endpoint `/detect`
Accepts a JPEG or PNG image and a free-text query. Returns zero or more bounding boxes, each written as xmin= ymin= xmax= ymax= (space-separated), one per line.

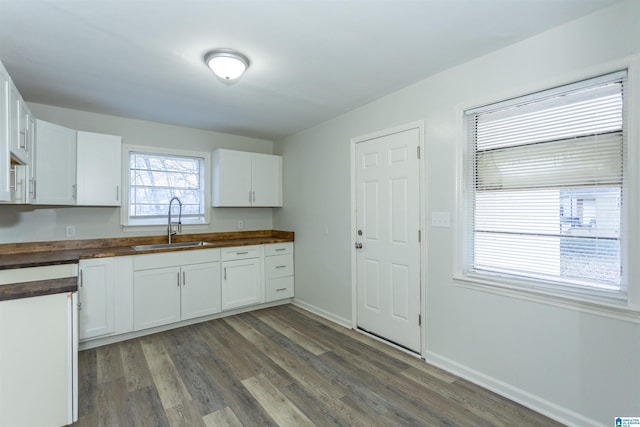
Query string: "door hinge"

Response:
xmin=418 ymin=314 xmax=422 ymax=326
xmin=417 ymin=146 xmax=420 ymax=159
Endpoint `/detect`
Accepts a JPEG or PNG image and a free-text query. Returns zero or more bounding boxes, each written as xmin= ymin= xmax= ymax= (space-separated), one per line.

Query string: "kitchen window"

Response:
xmin=123 ymin=147 xmax=209 ymax=227
xmin=461 ymin=70 xmax=627 ymax=302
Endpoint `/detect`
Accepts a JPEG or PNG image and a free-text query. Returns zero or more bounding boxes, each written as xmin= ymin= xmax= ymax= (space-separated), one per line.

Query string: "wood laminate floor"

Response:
xmin=73 ymin=304 xmax=562 ymax=427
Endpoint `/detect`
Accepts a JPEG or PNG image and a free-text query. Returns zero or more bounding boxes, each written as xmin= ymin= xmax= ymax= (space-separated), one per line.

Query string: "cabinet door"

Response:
xmin=0 ymin=69 xmax=10 ymax=201
xmin=133 ymin=267 xmax=181 ymax=331
xmin=212 ymin=149 xmax=252 ymax=207
xmin=181 ymin=262 xmax=221 ymax=320
xmin=0 ymin=164 xmax=25 ymax=205
xmin=7 ymin=85 xmax=26 ymax=164
xmin=79 ymin=258 xmax=115 ymax=340
xmin=251 ymin=153 xmax=282 ymax=207
xmin=25 ymin=117 xmax=35 ymax=203
xmin=76 ymin=131 xmax=122 ymax=206
xmin=221 ymin=258 xmax=263 ymax=310
xmin=33 ymin=120 xmax=77 ymax=205
xmin=18 ymin=100 xmax=31 ymax=163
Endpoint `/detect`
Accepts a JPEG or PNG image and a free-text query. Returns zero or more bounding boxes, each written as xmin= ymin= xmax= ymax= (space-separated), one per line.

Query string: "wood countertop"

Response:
xmin=0 ymin=277 xmax=78 ymax=301
xmin=0 ymin=230 xmax=293 ymax=301
xmin=0 ymin=230 xmax=294 ymax=270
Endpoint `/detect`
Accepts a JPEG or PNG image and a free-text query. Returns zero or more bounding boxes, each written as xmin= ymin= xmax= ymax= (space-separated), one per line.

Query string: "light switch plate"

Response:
xmin=431 ymin=211 xmax=450 ymax=228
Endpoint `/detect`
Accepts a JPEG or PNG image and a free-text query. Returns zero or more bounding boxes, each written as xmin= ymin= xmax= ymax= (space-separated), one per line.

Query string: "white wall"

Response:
xmin=0 ymin=104 xmax=275 ymax=243
xmin=274 ymin=1 xmax=640 ymax=425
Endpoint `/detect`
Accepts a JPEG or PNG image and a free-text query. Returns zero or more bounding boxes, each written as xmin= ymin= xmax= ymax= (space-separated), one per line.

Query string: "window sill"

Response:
xmin=453 ymin=273 xmax=640 ymax=324
xmin=121 ymin=223 xmax=210 ymax=234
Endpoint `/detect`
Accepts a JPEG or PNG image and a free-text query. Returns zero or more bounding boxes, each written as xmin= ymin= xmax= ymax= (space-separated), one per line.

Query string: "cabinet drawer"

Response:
xmin=264 ymin=254 xmax=294 ymax=279
xmin=221 ymin=245 xmax=262 ymax=261
xmin=265 ymin=276 xmax=294 ymax=302
xmin=264 ymin=242 xmax=293 ymax=256
xmin=133 ymin=248 xmax=221 ymax=270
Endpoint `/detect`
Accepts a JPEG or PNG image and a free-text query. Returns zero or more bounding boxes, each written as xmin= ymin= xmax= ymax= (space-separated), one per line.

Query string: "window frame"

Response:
xmin=120 ymin=145 xmax=211 ymax=231
xmin=453 ymin=58 xmax=640 ymax=319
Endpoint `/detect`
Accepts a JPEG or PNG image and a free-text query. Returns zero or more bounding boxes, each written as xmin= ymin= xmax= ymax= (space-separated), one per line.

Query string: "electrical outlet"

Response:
xmin=65 ymin=225 xmax=76 ymax=237
xmin=431 ymin=212 xmax=451 ymax=228
xmin=237 ymin=220 xmax=244 ymax=230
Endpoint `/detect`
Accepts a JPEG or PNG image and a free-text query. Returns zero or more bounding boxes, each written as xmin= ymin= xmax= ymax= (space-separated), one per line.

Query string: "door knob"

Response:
xmin=355 ymin=242 xmax=363 ymax=249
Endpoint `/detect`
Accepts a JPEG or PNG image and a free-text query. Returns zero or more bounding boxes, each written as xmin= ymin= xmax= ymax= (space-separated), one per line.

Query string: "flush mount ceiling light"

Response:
xmin=204 ymin=48 xmax=250 ymax=81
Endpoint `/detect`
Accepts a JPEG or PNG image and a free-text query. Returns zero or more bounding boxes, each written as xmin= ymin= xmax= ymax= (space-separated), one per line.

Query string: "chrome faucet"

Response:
xmin=168 ymin=196 xmax=182 ymax=244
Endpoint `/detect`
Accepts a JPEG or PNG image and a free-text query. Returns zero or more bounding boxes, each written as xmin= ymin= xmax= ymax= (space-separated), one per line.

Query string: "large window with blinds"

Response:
xmin=463 ymin=70 xmax=626 ymax=299
xmin=127 ymin=151 xmax=206 ymax=225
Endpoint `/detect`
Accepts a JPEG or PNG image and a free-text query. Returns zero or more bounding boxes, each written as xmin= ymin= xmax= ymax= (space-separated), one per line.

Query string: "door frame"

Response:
xmin=350 ymin=120 xmax=427 ymax=357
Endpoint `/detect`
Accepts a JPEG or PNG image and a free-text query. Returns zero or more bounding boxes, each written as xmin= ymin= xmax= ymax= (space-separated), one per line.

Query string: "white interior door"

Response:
xmin=355 ymin=127 xmax=421 ymax=353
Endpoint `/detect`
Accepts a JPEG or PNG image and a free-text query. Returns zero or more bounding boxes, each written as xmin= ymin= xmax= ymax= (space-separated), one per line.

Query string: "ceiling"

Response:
xmin=0 ymin=0 xmax=620 ymax=141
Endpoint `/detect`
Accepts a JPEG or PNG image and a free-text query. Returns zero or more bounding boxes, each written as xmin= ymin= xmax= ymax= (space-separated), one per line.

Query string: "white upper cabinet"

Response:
xmin=8 ymin=84 xmax=31 ymax=165
xmin=252 ymin=153 xmax=282 ymax=207
xmin=32 ymin=121 xmax=123 ymax=207
xmin=33 ymin=119 xmax=77 ymax=205
xmin=212 ymin=149 xmax=252 ymax=206
xmin=76 ymin=131 xmax=122 ymax=206
xmin=212 ymin=149 xmax=282 ymax=207
xmin=0 ymin=66 xmax=10 ymax=202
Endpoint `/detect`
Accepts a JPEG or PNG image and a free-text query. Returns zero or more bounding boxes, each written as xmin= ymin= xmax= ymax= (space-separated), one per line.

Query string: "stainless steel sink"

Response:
xmin=132 ymin=241 xmax=213 ymax=251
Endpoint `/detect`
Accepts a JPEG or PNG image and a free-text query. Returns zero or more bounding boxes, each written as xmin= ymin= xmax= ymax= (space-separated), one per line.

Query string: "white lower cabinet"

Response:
xmin=221 ymin=245 xmax=263 ymax=311
xmin=79 ymin=256 xmax=133 ymax=341
xmin=182 ymin=262 xmax=221 ymax=320
xmin=78 ymin=258 xmax=115 ymax=339
xmin=264 ymin=242 xmax=295 ymax=302
xmin=132 ymin=248 xmax=221 ymax=331
xmin=133 ymin=266 xmax=182 ymax=330
xmin=79 ymin=242 xmax=293 ymax=345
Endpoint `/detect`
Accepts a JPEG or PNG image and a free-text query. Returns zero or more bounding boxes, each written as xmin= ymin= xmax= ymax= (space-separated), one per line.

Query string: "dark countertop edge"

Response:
xmin=0 ymin=277 xmax=78 ymax=302
xmin=0 ymin=235 xmax=294 ymax=270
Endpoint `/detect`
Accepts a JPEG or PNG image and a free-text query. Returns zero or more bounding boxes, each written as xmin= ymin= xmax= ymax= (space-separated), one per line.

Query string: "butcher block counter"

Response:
xmin=0 ymin=230 xmax=293 ymax=301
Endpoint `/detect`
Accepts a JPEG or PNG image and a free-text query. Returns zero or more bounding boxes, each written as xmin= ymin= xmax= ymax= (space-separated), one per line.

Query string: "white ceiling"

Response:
xmin=0 ymin=0 xmax=620 ymax=141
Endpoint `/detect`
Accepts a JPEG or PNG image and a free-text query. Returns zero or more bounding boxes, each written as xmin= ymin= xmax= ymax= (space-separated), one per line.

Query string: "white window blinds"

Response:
xmin=464 ymin=70 xmax=626 ymax=295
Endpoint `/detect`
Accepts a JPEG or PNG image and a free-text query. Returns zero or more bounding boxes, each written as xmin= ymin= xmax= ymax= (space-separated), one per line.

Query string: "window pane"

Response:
xmin=466 ymin=70 xmax=626 ymax=296
xmin=474 ymin=187 xmax=621 ymax=287
xmin=128 ymin=151 xmax=205 ymax=224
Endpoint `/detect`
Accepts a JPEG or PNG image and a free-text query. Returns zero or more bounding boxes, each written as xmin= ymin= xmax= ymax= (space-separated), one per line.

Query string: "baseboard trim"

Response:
xmin=423 ymin=351 xmax=600 ymax=427
xmin=291 ymin=298 xmax=352 ymax=329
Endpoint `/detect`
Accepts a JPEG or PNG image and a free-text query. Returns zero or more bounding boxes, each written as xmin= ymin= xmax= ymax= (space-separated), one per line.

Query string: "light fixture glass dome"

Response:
xmin=204 ymin=49 xmax=250 ymax=80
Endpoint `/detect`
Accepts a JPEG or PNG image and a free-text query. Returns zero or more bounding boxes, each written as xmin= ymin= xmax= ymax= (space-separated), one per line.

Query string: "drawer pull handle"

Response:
xmin=275 ymin=265 xmax=287 ymax=269
xmin=275 ymin=248 xmax=286 ymax=251
xmin=236 ymin=251 xmax=249 ymax=255
xmin=275 ymin=288 xmax=287 ymax=292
